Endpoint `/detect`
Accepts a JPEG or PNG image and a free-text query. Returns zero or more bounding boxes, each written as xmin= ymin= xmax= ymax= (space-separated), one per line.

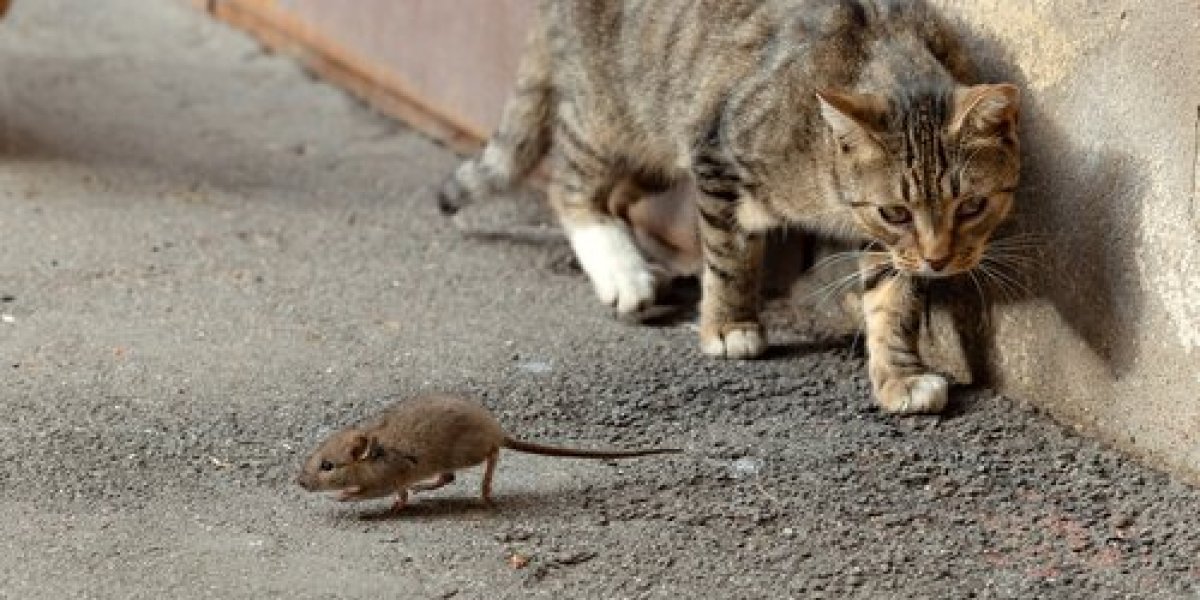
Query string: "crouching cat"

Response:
xmin=439 ymin=0 xmax=1020 ymax=414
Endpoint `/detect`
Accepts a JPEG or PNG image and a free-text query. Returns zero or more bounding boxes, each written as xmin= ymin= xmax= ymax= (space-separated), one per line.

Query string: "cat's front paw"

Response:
xmin=699 ymin=322 xmax=767 ymax=359
xmin=876 ymin=373 xmax=949 ymax=414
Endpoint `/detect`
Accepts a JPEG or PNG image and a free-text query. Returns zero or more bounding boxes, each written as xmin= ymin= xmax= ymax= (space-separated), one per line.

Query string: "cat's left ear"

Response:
xmin=816 ymin=89 xmax=889 ymax=150
xmin=950 ymin=83 xmax=1020 ymax=139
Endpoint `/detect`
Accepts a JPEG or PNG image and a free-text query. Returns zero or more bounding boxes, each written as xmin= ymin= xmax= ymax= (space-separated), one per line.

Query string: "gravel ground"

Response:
xmin=1 ymin=2 xmax=1198 ymax=599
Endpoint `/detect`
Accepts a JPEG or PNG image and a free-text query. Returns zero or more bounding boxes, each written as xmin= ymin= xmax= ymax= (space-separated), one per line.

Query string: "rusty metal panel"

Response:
xmin=205 ymin=0 xmax=534 ymax=149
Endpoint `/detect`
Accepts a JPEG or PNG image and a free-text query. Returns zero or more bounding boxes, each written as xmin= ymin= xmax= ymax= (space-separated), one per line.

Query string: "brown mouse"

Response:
xmin=296 ymin=392 xmax=681 ymax=510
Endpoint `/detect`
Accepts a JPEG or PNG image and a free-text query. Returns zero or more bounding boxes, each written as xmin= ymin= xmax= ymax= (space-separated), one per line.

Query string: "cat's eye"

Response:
xmin=878 ymin=205 xmax=912 ymax=225
xmin=319 ymin=460 xmax=334 ymax=472
xmin=956 ymin=196 xmax=988 ymax=220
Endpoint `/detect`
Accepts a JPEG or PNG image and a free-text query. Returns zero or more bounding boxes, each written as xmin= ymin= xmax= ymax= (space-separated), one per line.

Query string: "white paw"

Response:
xmin=700 ymin=325 xmax=767 ymax=359
xmin=884 ymin=373 xmax=949 ymax=414
xmin=568 ymin=223 xmax=656 ymax=315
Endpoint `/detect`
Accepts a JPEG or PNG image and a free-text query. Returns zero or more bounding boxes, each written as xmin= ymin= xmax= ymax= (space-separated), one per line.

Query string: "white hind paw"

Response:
xmin=568 ymin=223 xmax=657 ymax=315
xmin=592 ymin=264 xmax=657 ymax=315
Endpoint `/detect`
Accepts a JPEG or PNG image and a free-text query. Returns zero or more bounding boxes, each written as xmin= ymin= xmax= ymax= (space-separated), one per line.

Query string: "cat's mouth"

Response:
xmin=907 ymin=265 xmax=965 ymax=279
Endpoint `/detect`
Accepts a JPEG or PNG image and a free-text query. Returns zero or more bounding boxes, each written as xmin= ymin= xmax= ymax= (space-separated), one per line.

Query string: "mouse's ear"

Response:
xmin=366 ymin=438 xmax=387 ymax=461
xmin=348 ymin=434 xmax=371 ymax=462
xmin=353 ymin=435 xmax=390 ymax=462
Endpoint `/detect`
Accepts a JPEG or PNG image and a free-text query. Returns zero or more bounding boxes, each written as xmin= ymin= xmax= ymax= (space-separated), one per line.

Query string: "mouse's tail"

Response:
xmin=502 ymin=437 xmax=681 ymax=460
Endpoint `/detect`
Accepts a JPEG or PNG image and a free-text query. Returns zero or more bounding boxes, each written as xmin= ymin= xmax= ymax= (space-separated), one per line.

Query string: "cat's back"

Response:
xmin=542 ymin=0 xmax=953 ymax=63
xmin=541 ymin=0 xmax=955 ymax=87
xmin=535 ymin=0 xmax=966 ymax=158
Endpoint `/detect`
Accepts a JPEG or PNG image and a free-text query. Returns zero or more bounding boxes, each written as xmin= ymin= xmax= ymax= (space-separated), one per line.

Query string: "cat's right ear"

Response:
xmin=816 ymin=89 xmax=889 ymax=151
xmin=950 ymin=83 xmax=1020 ymax=139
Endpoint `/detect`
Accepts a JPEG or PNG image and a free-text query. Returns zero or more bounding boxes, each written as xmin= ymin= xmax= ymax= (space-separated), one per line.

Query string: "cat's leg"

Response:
xmin=859 ymin=256 xmax=948 ymax=414
xmin=695 ymin=200 xmax=766 ymax=358
xmin=690 ymin=191 xmax=766 ymax=358
xmin=689 ymin=128 xmax=767 ymax=359
xmin=549 ymin=120 xmax=657 ymax=315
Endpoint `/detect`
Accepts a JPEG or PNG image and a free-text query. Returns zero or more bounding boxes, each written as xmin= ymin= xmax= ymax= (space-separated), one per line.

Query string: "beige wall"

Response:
xmin=203 ymin=0 xmax=533 ymax=148
xmin=932 ymin=0 xmax=1200 ymax=478
xmin=276 ymin=0 xmax=533 ymax=138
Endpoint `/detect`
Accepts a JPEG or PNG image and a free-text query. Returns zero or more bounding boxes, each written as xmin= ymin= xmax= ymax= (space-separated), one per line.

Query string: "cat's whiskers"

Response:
xmin=994 ymin=231 xmax=1046 ymax=245
xmin=974 ymin=268 xmax=1015 ymax=302
xmin=982 ymin=250 xmax=1037 ymax=269
xmin=967 ymin=269 xmax=992 ymax=328
xmin=981 ymin=233 xmax=1043 ymax=282
xmin=975 ymin=260 xmax=1031 ymax=301
xmin=802 ymin=269 xmax=866 ymax=310
xmin=808 ymin=249 xmax=888 ymax=273
xmin=989 ymin=233 xmax=1046 ymax=245
xmin=986 ymin=239 xmax=1046 ymax=253
xmin=850 ymin=320 xmax=866 ymax=356
xmin=982 ymin=249 xmax=1036 ymax=276
xmin=994 ymin=230 xmax=1046 ymax=241
xmin=984 ymin=248 xmax=1042 ymax=261
xmin=976 ymin=262 xmax=1017 ymax=296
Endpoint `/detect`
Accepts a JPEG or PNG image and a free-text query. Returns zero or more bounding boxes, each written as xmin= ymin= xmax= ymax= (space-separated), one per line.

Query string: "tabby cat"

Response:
xmin=439 ymin=0 xmax=1020 ymax=414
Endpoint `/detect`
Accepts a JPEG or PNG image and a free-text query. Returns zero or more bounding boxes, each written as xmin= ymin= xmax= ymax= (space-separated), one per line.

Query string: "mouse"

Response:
xmin=296 ymin=392 xmax=681 ymax=510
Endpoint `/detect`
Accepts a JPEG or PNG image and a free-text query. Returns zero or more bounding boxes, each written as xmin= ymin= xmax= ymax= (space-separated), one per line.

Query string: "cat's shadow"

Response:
xmin=761 ymin=335 xmax=864 ymax=361
xmin=940 ymin=384 xmax=999 ymax=419
xmin=940 ymin=23 xmax=1149 ymax=384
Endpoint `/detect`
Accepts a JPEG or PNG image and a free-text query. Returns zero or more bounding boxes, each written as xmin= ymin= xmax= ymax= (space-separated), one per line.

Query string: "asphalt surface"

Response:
xmin=0 ymin=2 xmax=1198 ymax=598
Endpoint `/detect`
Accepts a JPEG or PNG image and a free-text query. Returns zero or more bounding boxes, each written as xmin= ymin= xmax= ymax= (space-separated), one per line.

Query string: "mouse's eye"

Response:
xmin=319 ymin=460 xmax=334 ymax=472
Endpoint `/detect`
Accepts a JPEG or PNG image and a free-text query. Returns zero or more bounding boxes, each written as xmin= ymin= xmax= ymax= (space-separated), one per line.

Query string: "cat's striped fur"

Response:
xmin=439 ymin=0 xmax=1020 ymax=414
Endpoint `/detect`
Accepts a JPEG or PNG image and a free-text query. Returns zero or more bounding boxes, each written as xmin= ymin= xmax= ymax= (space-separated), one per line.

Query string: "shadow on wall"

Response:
xmin=944 ymin=24 xmax=1149 ymax=385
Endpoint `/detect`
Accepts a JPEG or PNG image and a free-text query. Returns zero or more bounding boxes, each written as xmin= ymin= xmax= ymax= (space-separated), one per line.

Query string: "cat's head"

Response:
xmin=817 ymin=84 xmax=1020 ymax=277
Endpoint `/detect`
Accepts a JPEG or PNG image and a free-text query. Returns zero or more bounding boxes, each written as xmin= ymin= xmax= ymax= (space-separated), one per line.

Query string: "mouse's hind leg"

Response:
xmin=480 ymin=448 xmax=500 ymax=506
xmin=390 ymin=488 xmax=409 ymax=513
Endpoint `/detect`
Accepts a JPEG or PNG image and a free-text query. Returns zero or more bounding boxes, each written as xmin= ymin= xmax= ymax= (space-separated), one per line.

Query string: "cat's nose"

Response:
xmin=925 ymin=255 xmax=952 ymax=272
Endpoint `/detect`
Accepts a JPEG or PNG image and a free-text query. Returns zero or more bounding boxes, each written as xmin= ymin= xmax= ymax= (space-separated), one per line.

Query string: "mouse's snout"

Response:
xmin=296 ymin=472 xmax=315 ymax=491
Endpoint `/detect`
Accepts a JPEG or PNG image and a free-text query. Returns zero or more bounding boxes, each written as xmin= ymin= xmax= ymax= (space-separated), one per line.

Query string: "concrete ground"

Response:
xmin=1 ymin=2 xmax=1198 ymax=598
